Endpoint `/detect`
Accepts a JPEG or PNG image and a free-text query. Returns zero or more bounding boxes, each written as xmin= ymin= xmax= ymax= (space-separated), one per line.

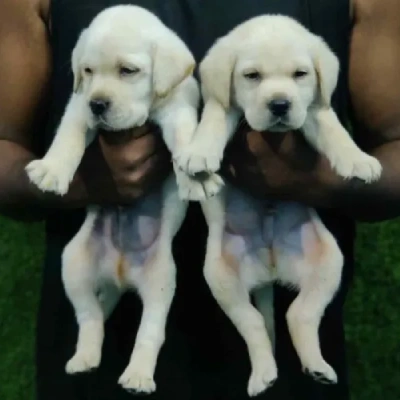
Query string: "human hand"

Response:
xmin=222 ymin=121 xmax=326 ymax=202
xmin=70 ymin=123 xmax=171 ymax=206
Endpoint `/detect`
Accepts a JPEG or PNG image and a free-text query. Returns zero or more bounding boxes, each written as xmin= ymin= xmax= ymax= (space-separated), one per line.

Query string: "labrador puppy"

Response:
xmin=175 ymin=15 xmax=382 ymax=397
xmin=25 ymin=5 xmax=214 ymax=394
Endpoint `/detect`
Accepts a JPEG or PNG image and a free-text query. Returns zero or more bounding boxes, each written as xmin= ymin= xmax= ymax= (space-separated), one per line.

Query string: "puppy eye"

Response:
xmin=84 ymin=67 xmax=93 ymax=75
xmin=243 ymin=71 xmax=261 ymax=81
xmin=120 ymin=66 xmax=140 ymax=76
xmin=293 ymin=70 xmax=308 ymax=79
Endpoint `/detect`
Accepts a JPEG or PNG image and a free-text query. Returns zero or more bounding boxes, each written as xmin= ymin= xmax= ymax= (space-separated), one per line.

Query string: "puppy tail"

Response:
xmin=253 ymin=284 xmax=276 ymax=353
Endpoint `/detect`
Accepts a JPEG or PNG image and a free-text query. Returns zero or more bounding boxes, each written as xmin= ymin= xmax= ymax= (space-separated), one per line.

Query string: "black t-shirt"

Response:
xmin=36 ymin=1 xmax=355 ymax=399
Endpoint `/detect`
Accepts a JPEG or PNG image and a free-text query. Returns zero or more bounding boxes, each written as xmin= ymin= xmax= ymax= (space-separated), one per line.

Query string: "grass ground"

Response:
xmin=0 ymin=216 xmax=399 ymax=399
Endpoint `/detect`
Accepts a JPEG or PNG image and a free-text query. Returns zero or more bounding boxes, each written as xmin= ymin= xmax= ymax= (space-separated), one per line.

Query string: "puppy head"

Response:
xmin=71 ymin=6 xmax=195 ymax=131
xmin=233 ymin=36 xmax=319 ymax=132
xmin=201 ymin=16 xmax=339 ymax=132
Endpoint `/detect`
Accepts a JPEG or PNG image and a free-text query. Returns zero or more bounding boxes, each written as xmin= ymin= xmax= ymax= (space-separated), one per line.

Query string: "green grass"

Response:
xmin=0 ymin=216 xmax=399 ymax=400
xmin=0 ymin=217 xmax=44 ymax=400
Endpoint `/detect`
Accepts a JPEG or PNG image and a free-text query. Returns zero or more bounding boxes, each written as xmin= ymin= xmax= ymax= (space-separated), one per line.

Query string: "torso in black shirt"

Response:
xmin=37 ymin=1 xmax=354 ymax=399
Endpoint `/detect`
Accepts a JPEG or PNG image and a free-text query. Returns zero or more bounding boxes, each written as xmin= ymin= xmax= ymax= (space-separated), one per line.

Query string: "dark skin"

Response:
xmin=0 ymin=0 xmax=399 ymax=223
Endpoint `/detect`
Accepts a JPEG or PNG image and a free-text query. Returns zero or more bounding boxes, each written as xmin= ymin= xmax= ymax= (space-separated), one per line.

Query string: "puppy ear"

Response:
xmin=152 ymin=34 xmax=195 ymax=98
xmin=312 ymin=37 xmax=340 ymax=107
xmin=199 ymin=37 xmax=236 ymax=109
xmin=71 ymin=28 xmax=88 ymax=93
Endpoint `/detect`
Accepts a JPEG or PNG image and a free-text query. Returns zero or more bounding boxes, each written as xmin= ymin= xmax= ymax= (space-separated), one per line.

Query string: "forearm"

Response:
xmin=0 ymin=141 xmax=87 ymax=221
xmin=297 ymin=140 xmax=400 ymax=222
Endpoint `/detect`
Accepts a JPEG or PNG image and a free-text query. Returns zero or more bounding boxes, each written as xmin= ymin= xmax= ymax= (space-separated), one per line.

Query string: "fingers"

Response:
xmin=98 ymin=124 xmax=153 ymax=145
xmin=116 ymin=152 xmax=172 ymax=202
xmin=79 ymin=125 xmax=171 ymax=205
xmin=99 ymin=127 xmax=168 ymax=167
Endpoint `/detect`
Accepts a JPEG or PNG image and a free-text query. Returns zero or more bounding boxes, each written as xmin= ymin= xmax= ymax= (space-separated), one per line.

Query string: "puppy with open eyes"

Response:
xmin=175 ymin=15 xmax=382 ymax=397
xmin=25 ymin=5 xmax=220 ymax=395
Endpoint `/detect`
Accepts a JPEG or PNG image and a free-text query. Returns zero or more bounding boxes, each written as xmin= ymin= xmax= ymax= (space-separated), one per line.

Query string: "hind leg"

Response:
xmin=118 ymin=177 xmax=183 ymax=394
xmin=253 ymin=284 xmax=276 ymax=353
xmin=118 ymin=252 xmax=176 ymax=394
xmin=286 ymin=269 xmax=341 ymax=384
xmin=97 ymin=284 xmax=122 ymax=320
xmin=201 ymin=194 xmax=277 ymax=397
xmin=271 ymin=203 xmax=343 ymax=384
xmin=204 ymin=255 xmax=277 ymax=397
xmin=61 ymin=210 xmax=105 ymax=374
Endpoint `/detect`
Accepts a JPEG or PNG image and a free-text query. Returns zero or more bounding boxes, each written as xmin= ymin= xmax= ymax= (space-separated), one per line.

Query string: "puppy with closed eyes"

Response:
xmin=25 ymin=5 xmax=219 ymax=395
xmin=175 ymin=15 xmax=382 ymax=397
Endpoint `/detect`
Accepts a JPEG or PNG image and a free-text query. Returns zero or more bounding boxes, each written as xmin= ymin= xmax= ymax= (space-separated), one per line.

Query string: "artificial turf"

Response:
xmin=0 ymin=216 xmax=399 ymax=399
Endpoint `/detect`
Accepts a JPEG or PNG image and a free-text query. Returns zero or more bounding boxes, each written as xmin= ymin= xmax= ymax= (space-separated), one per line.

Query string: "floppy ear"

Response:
xmin=71 ymin=28 xmax=88 ymax=93
xmin=199 ymin=37 xmax=236 ymax=109
xmin=312 ymin=37 xmax=340 ymax=107
xmin=152 ymin=34 xmax=195 ymax=98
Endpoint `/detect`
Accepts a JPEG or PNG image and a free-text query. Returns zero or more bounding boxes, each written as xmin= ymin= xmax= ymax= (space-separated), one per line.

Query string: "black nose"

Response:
xmin=89 ymin=99 xmax=110 ymax=116
xmin=268 ymin=99 xmax=291 ymax=117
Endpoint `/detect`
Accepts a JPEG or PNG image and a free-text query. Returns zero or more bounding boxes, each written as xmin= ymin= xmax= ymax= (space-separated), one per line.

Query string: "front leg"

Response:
xmin=26 ymin=93 xmax=91 ymax=195
xmin=154 ymin=79 xmax=224 ymax=200
xmin=302 ymin=107 xmax=382 ymax=183
xmin=174 ymin=162 xmax=224 ymax=201
xmin=174 ymin=99 xmax=240 ymax=175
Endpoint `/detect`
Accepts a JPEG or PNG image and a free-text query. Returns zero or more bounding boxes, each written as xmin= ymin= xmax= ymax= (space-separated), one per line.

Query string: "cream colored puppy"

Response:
xmin=25 ymin=5 xmax=210 ymax=395
xmin=175 ymin=15 xmax=382 ymax=397
xmin=176 ymin=15 xmax=381 ymax=181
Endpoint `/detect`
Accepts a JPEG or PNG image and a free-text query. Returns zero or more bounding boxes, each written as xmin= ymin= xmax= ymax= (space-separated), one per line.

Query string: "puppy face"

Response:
xmin=72 ymin=6 xmax=195 ymax=131
xmin=77 ymin=33 xmax=152 ymax=130
xmin=199 ymin=15 xmax=339 ymax=133
xmin=234 ymin=39 xmax=317 ymax=132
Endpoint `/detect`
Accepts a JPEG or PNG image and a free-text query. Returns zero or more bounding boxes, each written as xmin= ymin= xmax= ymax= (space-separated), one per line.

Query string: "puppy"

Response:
xmin=25 ymin=5 xmax=209 ymax=394
xmin=175 ymin=15 xmax=382 ymax=396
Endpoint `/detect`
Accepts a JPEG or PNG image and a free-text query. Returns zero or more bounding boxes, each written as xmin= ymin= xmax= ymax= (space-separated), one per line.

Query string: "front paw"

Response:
xmin=174 ymin=144 xmax=223 ymax=176
xmin=175 ymin=167 xmax=224 ymax=201
xmin=25 ymin=159 xmax=72 ymax=195
xmin=331 ymin=150 xmax=382 ymax=183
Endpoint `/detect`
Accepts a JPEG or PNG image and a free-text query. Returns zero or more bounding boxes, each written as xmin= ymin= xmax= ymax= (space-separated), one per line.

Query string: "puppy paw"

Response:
xmin=303 ymin=360 xmax=337 ymax=385
xmin=174 ymin=144 xmax=223 ymax=175
xmin=118 ymin=366 xmax=156 ymax=395
xmin=331 ymin=150 xmax=382 ymax=183
xmin=350 ymin=153 xmax=382 ymax=183
xmin=201 ymin=173 xmax=225 ymax=198
xmin=25 ymin=159 xmax=72 ymax=195
xmin=65 ymin=349 xmax=101 ymax=374
xmin=247 ymin=362 xmax=278 ymax=397
xmin=175 ymin=167 xmax=224 ymax=201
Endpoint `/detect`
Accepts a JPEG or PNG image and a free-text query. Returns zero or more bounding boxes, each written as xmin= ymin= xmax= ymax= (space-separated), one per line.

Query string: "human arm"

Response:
xmin=0 ymin=0 xmax=61 ymax=220
xmin=224 ymin=0 xmax=400 ymax=222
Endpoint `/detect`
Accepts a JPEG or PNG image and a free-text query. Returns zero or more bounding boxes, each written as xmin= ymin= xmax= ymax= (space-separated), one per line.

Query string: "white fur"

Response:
xmin=25 ymin=5 xmax=204 ymax=394
xmin=175 ymin=14 xmax=382 ymax=183
xmin=175 ymin=15 xmax=381 ymax=396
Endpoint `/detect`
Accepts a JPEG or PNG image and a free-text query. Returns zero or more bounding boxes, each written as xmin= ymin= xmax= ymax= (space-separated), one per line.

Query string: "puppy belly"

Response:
xmin=223 ymin=188 xmax=330 ymax=291
xmin=91 ymin=191 xmax=164 ymax=288
xmin=223 ymin=187 xmax=277 ymax=290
